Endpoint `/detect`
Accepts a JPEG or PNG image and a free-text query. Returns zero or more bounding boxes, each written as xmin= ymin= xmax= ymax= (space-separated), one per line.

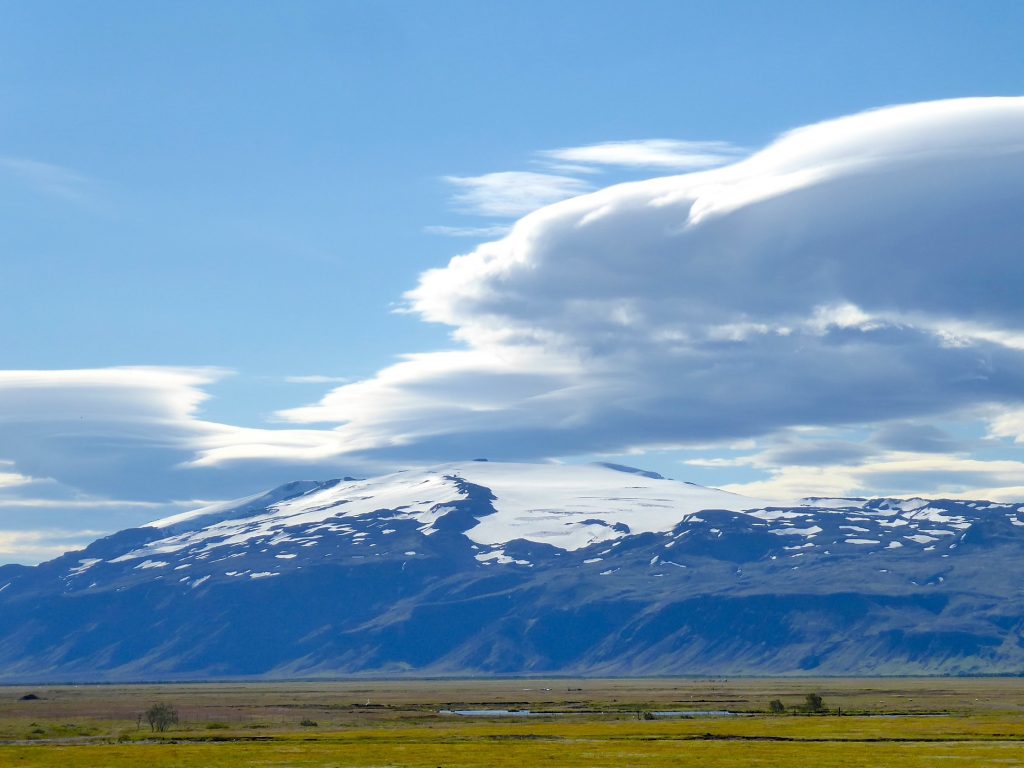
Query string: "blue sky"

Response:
xmin=2 ymin=0 xmax=1024 ymax=563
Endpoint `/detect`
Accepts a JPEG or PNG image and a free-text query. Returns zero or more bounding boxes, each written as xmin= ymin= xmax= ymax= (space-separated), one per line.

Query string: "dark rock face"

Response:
xmin=0 ymin=464 xmax=1022 ymax=681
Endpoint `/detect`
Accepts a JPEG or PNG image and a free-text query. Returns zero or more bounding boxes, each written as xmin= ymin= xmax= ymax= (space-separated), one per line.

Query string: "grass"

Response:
xmin=1 ymin=678 xmax=1023 ymax=766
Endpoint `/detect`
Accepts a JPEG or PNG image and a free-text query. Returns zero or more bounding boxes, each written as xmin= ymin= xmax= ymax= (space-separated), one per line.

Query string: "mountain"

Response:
xmin=1 ymin=461 xmax=1023 ymax=681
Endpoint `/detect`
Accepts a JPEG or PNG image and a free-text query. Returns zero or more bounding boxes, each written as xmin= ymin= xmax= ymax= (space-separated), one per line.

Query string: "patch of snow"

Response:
xmin=746 ymin=509 xmax=807 ymax=520
xmin=770 ymin=526 xmax=822 ymax=536
xmin=135 ymin=560 xmax=169 ymax=570
xmin=69 ymin=558 xmax=102 ymax=575
xmin=475 ymin=549 xmax=529 ymax=566
xmin=896 ymin=498 xmax=930 ymax=512
xmin=800 ymin=497 xmax=868 ymax=508
xmin=906 ymin=506 xmax=968 ymax=525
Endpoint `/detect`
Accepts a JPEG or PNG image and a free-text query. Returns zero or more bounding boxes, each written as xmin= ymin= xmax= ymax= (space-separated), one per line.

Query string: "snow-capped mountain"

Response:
xmin=1 ymin=461 xmax=1023 ymax=681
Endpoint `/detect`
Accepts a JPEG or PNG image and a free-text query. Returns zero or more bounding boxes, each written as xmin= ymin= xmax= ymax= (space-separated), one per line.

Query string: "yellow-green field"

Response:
xmin=1 ymin=678 xmax=1022 ymax=767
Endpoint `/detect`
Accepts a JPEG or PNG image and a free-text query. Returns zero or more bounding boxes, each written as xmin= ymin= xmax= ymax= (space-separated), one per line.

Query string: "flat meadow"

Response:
xmin=1 ymin=677 xmax=1022 ymax=767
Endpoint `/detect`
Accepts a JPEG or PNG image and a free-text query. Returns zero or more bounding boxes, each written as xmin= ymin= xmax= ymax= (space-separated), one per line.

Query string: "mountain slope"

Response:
xmin=1 ymin=461 xmax=1022 ymax=681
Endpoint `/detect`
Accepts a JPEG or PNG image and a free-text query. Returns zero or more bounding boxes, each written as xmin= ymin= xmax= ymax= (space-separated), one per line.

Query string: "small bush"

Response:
xmin=299 ymin=719 xmax=319 ymax=727
xmin=144 ymin=703 xmax=179 ymax=732
xmin=803 ymin=693 xmax=825 ymax=713
xmin=205 ymin=722 xmax=229 ymax=730
xmin=768 ymin=699 xmax=785 ymax=714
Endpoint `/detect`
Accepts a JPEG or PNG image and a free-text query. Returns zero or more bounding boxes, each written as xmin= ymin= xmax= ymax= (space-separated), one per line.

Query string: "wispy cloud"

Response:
xmin=424 ymin=224 xmax=513 ymax=238
xmin=284 ymin=375 xmax=352 ymax=384
xmin=0 ymin=156 xmax=93 ymax=203
xmin=0 ymin=366 xmax=355 ymax=503
xmin=717 ymin=450 xmax=1024 ymax=503
xmin=0 ymin=497 xmax=184 ymax=509
xmin=429 ymin=138 xmax=743 ymax=235
xmin=0 ymin=528 xmax=109 ymax=564
xmin=539 ymin=139 xmax=744 ymax=170
xmin=443 ymin=171 xmax=592 ymax=217
xmin=0 ymin=461 xmax=40 ymax=490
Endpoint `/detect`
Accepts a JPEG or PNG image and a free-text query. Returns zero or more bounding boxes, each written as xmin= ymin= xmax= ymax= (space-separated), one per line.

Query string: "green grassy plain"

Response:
xmin=1 ymin=678 xmax=1022 ymax=767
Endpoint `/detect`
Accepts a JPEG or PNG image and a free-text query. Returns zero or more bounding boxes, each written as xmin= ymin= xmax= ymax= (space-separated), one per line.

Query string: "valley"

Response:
xmin=2 ymin=678 xmax=1023 ymax=767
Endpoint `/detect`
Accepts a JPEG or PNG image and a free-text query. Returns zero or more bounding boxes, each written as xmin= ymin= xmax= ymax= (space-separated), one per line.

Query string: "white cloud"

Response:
xmin=0 ymin=366 xmax=224 ymax=423
xmin=443 ymin=171 xmax=592 ymax=217
xmin=0 ymin=367 xmax=356 ymax=504
xmin=987 ymin=406 xmax=1024 ymax=443
xmin=0 ymin=498 xmax=187 ymax=509
xmin=275 ymin=97 xmax=1024 ymax=498
xmin=424 ymin=224 xmax=513 ymax=238
xmin=0 ymin=156 xmax=92 ymax=202
xmin=0 ymin=528 xmax=108 ymax=564
xmin=0 ymin=460 xmax=39 ymax=490
xmin=284 ymin=375 xmax=351 ymax=384
xmin=540 ymin=139 xmax=743 ymax=170
xmin=5 ymin=98 xmax=1024 ymax=552
xmin=720 ymin=450 xmax=1024 ymax=503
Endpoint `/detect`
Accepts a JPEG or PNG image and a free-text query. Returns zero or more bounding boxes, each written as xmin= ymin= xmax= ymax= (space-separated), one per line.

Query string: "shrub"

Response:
xmin=144 ymin=703 xmax=179 ymax=732
xmin=768 ymin=699 xmax=785 ymax=714
xmin=803 ymin=693 xmax=825 ymax=713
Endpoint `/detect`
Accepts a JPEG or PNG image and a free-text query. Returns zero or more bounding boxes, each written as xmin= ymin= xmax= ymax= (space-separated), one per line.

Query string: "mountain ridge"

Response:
xmin=1 ymin=461 xmax=1022 ymax=682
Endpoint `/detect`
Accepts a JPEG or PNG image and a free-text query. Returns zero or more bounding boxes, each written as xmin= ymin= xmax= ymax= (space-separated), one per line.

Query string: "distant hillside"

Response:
xmin=1 ymin=461 xmax=1022 ymax=681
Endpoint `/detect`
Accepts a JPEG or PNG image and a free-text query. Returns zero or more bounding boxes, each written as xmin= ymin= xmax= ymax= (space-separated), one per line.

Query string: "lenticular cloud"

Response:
xmin=279 ymin=98 xmax=1024 ymax=462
